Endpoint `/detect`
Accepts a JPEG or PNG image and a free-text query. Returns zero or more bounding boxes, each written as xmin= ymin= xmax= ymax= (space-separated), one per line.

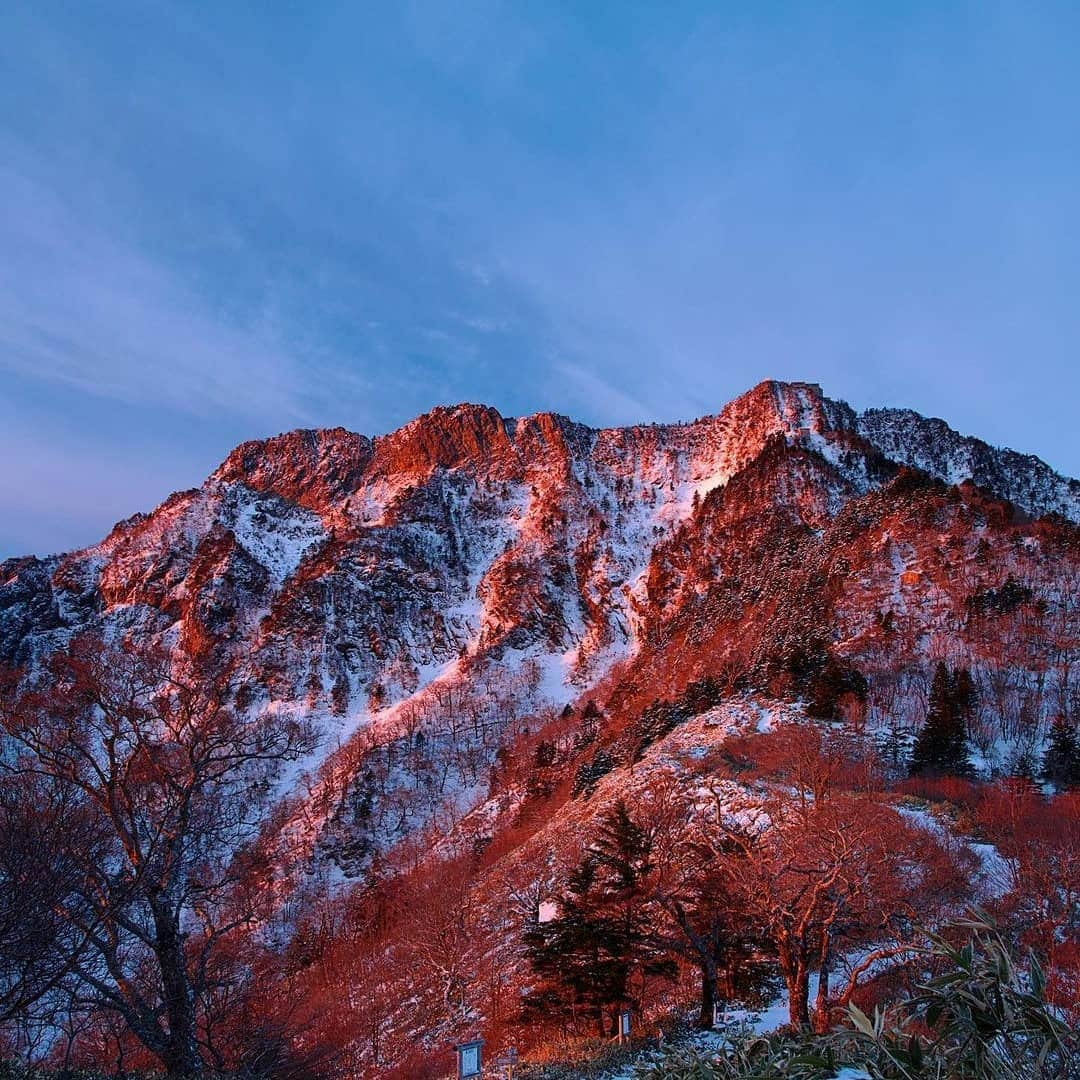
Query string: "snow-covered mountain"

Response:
xmin=856 ymin=406 xmax=1080 ymax=521
xmin=3 ymin=379 xmax=1078 ymax=1076
xmin=1 ymin=379 xmax=1076 ymax=888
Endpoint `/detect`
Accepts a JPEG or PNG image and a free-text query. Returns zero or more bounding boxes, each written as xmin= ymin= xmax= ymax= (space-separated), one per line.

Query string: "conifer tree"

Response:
xmin=1042 ymin=715 xmax=1080 ymax=790
xmin=1007 ymin=746 xmax=1040 ymax=789
xmin=909 ymin=662 xmax=974 ymax=776
xmin=806 ymin=654 xmax=868 ymax=721
xmin=522 ymin=800 xmax=675 ymax=1033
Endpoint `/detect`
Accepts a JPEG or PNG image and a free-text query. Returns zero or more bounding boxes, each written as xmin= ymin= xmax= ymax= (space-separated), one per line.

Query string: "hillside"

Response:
xmin=0 ymin=380 xmax=1077 ymax=1077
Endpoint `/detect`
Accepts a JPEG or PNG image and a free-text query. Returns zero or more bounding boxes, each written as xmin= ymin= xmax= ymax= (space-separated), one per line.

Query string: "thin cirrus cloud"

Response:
xmin=1 ymin=2 xmax=1079 ymax=558
xmin=0 ymin=153 xmax=307 ymax=422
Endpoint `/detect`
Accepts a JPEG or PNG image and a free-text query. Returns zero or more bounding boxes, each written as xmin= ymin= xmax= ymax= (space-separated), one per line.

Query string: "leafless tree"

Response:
xmin=0 ymin=637 xmax=316 ymax=1077
xmin=0 ymin=767 xmax=100 ymax=1027
xmin=701 ymin=785 xmax=970 ymax=1031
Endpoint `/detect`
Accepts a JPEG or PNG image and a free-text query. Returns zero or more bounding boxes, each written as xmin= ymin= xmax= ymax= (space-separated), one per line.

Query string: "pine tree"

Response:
xmin=877 ymin=715 xmax=909 ymax=767
xmin=575 ymin=700 xmax=602 ymax=750
xmin=571 ymin=749 xmax=613 ymax=796
xmin=806 ymin=654 xmax=868 ymax=721
xmin=909 ymin=662 xmax=974 ymax=776
xmin=592 ymin=800 xmax=653 ymax=896
xmin=522 ymin=800 xmax=675 ymax=1033
xmin=1007 ymin=746 xmax=1040 ymax=789
xmin=1042 ymin=715 xmax=1080 ymax=790
xmin=534 ymin=739 xmax=557 ymax=768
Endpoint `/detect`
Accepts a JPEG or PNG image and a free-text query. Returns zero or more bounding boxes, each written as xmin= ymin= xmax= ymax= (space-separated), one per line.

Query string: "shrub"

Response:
xmin=632 ymin=912 xmax=1078 ymax=1079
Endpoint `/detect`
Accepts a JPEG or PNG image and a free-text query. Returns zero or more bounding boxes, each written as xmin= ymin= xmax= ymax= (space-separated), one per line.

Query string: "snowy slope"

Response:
xmin=0 ymin=379 xmax=1076 ymax=893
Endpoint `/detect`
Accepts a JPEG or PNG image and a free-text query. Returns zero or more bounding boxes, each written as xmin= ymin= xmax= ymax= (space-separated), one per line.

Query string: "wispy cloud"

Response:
xmin=0 ymin=2 xmax=1078 ymax=558
xmin=0 ymin=151 xmax=308 ymax=422
xmin=552 ymin=362 xmax=651 ymax=425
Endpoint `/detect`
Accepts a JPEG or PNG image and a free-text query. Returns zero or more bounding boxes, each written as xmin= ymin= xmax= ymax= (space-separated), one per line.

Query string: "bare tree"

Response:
xmin=0 ymin=768 xmax=100 ymax=1027
xmin=640 ymin=782 xmax=757 ymax=1027
xmin=0 ymin=637 xmax=316 ymax=1077
xmin=703 ymin=787 xmax=970 ymax=1031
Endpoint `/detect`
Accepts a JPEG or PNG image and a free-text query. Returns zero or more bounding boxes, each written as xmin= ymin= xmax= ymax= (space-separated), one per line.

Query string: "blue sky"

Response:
xmin=2 ymin=2 xmax=1078 ymax=556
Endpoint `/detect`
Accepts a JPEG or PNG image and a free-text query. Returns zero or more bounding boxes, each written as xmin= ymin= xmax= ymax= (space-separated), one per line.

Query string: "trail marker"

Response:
xmin=494 ymin=1046 xmax=519 ymax=1077
xmin=712 ymin=1000 xmax=726 ymax=1029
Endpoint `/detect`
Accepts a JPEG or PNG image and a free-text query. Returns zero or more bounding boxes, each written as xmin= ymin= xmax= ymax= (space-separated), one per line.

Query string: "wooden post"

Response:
xmin=494 ymin=1046 xmax=519 ymax=1078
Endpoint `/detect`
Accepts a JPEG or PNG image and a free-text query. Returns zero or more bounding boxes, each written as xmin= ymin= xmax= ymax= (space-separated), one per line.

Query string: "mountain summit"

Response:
xmin=3 ymin=378 xmax=1076 ymax=713
xmin=1 ymin=379 xmax=1077 ymax=1074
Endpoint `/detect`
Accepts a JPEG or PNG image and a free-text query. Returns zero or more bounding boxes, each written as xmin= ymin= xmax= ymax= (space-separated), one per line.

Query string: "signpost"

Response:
xmin=493 ymin=1046 xmax=519 ymax=1078
xmin=618 ymin=1008 xmax=632 ymax=1043
xmin=456 ymin=1039 xmax=483 ymax=1079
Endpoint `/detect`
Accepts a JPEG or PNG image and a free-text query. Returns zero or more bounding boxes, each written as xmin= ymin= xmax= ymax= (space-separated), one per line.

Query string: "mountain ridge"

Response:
xmin=6 ymin=381 xmax=1076 ymax=575
xmin=1 ymin=378 xmax=1076 ymax=889
xmin=2 ymin=378 xmax=1075 ymax=693
xmin=2 ymin=378 xmax=1077 ymax=1074
xmin=186 ymin=378 xmax=1080 ymax=528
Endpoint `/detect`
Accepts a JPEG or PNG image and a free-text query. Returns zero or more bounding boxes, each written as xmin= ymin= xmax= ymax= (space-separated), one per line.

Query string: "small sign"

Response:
xmin=538 ymin=899 xmax=559 ymax=924
xmin=494 ymin=1046 xmax=519 ymax=1077
xmin=618 ymin=1008 xmax=632 ymax=1041
xmin=457 ymin=1039 xmax=483 ymax=1079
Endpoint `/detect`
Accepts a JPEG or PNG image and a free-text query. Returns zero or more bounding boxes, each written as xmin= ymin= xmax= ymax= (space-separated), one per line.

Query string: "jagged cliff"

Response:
xmin=1 ymin=380 xmax=1077 ymax=888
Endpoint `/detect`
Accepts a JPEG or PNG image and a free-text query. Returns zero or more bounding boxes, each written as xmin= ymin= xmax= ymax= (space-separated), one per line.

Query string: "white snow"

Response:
xmin=222 ymin=487 xmax=324 ymax=586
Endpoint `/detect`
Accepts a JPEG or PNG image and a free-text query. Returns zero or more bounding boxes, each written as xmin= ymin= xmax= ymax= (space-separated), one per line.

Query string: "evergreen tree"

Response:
xmin=681 ymin=675 xmax=724 ymax=715
xmin=523 ymin=800 xmax=675 ymax=1033
xmin=952 ymin=666 xmax=976 ymax=714
xmin=574 ymin=700 xmax=602 ymax=750
xmin=534 ymin=739 xmax=557 ymax=768
xmin=805 ymin=654 xmax=868 ymax=720
xmin=1006 ymin=745 xmax=1040 ymax=789
xmin=877 ymin=715 xmax=909 ymax=768
xmin=632 ymin=699 xmax=688 ymax=760
xmin=571 ymin=749 xmax=613 ymax=796
xmin=909 ymin=662 xmax=974 ymax=776
xmin=1042 ymin=715 xmax=1080 ymax=790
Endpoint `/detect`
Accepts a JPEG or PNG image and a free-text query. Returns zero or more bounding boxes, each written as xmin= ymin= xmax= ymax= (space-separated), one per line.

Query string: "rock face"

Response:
xmin=2 ymin=380 xmax=1077 ymax=882
xmin=856 ymin=408 xmax=1080 ymax=521
xmin=213 ymin=427 xmax=373 ymax=510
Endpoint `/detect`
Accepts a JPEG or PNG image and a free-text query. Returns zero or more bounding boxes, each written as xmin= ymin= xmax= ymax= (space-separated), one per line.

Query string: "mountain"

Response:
xmin=1 ymin=380 xmax=1076 ymax=873
xmin=2 ymin=379 xmax=1078 ymax=1075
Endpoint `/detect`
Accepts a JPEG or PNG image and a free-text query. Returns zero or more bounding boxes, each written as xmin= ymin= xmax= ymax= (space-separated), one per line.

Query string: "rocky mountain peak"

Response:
xmin=368 ymin=402 xmax=513 ymax=478
xmin=212 ymin=427 xmax=373 ymax=510
xmin=726 ymin=379 xmax=853 ymax=437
